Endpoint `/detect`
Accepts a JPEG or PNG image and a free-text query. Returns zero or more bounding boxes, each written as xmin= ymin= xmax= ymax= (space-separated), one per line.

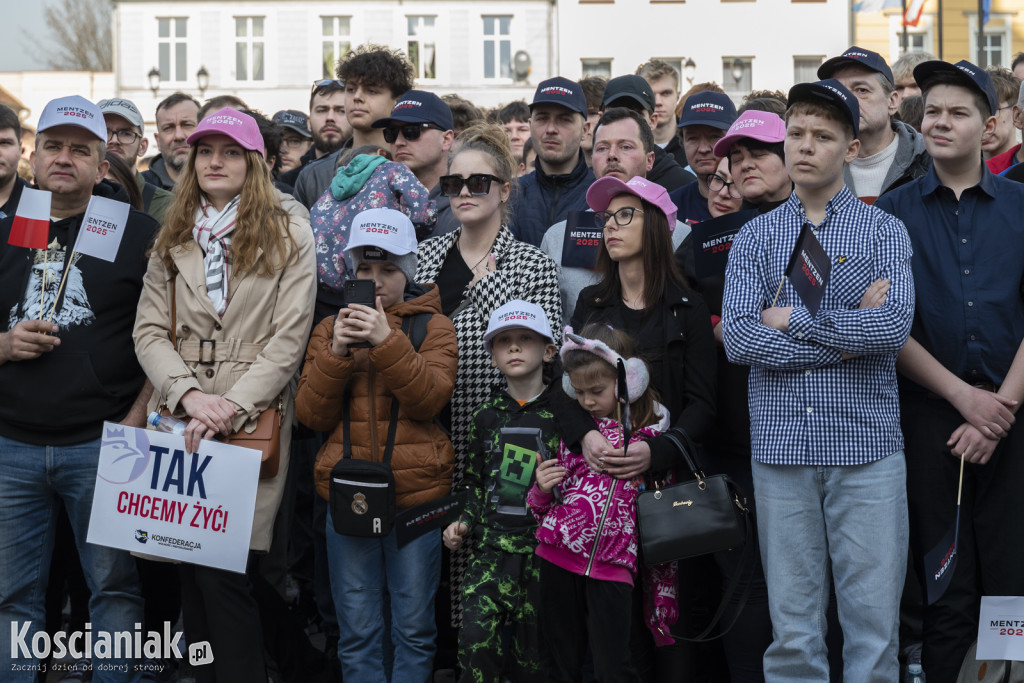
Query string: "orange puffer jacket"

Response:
xmin=295 ymin=283 xmax=458 ymax=509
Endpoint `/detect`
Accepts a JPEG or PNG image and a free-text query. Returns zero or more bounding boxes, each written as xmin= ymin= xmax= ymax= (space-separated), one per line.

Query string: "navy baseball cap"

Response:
xmin=788 ymin=79 xmax=861 ymax=138
xmin=530 ymin=77 xmax=588 ymax=116
xmin=273 ymin=110 xmax=312 ymax=138
xmin=818 ymin=46 xmax=894 ymax=86
xmin=602 ymin=74 xmax=655 ymax=112
xmin=372 ymin=90 xmax=455 ymax=130
xmin=913 ymin=59 xmax=998 ymax=115
xmin=678 ymin=91 xmax=737 ymax=130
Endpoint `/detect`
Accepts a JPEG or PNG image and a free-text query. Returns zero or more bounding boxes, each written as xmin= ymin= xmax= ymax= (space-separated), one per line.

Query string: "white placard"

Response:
xmin=74 ymin=195 xmax=130 ymax=262
xmin=87 ymin=422 xmax=261 ymax=573
xmin=977 ymin=595 xmax=1024 ymax=661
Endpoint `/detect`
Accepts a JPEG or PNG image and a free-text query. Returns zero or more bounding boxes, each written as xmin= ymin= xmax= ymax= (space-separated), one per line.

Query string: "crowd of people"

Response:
xmin=1 ymin=39 xmax=1023 ymax=683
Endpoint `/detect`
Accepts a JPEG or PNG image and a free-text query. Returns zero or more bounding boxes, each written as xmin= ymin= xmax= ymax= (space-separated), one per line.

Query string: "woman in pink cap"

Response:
xmin=133 ymin=108 xmax=316 ymax=682
xmin=551 ymin=175 xmax=716 ymax=678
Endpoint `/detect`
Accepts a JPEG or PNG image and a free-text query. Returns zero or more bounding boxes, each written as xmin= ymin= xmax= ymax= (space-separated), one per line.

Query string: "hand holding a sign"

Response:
xmin=442 ymin=521 xmax=468 ymax=550
xmin=180 ymin=389 xmax=237 ymax=453
xmin=947 ymin=422 xmax=998 ymax=465
xmin=535 ymin=458 xmax=566 ymax=494
xmin=761 ymin=307 xmax=794 ymax=333
xmin=0 ymin=320 xmax=60 ymax=364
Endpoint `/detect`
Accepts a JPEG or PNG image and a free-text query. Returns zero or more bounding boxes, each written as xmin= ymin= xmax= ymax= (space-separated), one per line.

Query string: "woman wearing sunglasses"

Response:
xmin=415 ymin=122 xmax=562 ymax=625
xmin=133 ymin=109 xmax=317 ymax=682
xmin=562 ymin=175 xmax=716 ymax=679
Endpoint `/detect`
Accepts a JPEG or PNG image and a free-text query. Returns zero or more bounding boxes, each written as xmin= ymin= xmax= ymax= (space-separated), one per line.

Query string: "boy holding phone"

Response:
xmin=442 ymin=300 xmax=560 ymax=682
xmin=295 ymin=207 xmax=458 ymax=682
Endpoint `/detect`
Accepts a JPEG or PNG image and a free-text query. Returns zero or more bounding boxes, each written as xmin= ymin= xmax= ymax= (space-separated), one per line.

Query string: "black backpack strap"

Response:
xmin=408 ymin=311 xmax=431 ymax=351
xmin=341 ymin=316 xmax=412 ymax=465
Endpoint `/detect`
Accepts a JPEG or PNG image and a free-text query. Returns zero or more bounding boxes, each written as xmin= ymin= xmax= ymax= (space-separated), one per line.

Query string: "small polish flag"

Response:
xmin=9 ymin=188 xmax=52 ymax=249
xmin=904 ymin=0 xmax=927 ymax=27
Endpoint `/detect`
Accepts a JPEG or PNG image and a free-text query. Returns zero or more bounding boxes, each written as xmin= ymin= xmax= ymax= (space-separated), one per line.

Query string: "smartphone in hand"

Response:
xmin=344 ymin=279 xmax=376 ymax=348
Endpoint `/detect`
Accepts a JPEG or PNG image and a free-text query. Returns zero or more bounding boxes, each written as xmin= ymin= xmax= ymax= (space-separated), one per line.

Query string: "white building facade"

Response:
xmin=112 ymin=0 xmax=556 ymax=124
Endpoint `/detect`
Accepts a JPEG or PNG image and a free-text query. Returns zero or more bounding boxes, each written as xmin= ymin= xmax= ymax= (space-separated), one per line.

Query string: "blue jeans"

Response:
xmin=0 ymin=436 xmax=144 ymax=683
xmin=752 ymin=452 xmax=908 ymax=683
xmin=325 ymin=515 xmax=441 ymax=683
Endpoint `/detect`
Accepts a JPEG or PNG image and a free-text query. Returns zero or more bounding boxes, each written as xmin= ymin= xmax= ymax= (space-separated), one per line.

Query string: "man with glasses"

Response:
xmin=512 ymin=77 xmax=596 ymax=247
xmin=601 ymin=74 xmax=693 ymax=191
xmin=540 ymin=108 xmax=690 ymax=319
xmin=98 ymin=98 xmax=172 ymax=221
xmin=273 ymin=109 xmax=314 ymax=176
xmin=372 ymin=90 xmax=458 ymax=238
xmin=142 ymin=92 xmax=200 ymax=190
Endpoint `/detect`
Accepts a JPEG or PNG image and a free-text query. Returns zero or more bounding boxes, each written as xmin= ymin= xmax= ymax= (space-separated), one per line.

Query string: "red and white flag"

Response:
xmin=8 ymin=188 xmax=51 ymax=249
xmin=904 ymin=0 xmax=927 ymax=27
xmin=74 ymin=195 xmax=130 ymax=262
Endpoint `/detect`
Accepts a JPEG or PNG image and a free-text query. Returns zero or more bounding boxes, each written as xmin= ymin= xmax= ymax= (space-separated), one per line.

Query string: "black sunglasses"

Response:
xmin=312 ymin=79 xmax=344 ymax=91
xmin=382 ymin=123 xmax=444 ymax=144
xmin=439 ymin=174 xmax=503 ymax=197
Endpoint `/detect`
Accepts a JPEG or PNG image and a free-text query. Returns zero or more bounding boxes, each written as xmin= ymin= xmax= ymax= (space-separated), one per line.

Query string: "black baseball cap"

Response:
xmin=602 ymin=74 xmax=655 ymax=112
xmin=677 ymin=91 xmax=737 ymax=130
xmin=272 ymin=110 xmax=312 ymax=138
xmin=818 ymin=46 xmax=894 ymax=86
xmin=530 ymin=77 xmax=588 ymax=116
xmin=913 ymin=59 xmax=998 ymax=115
xmin=372 ymin=90 xmax=455 ymax=130
xmin=788 ymin=79 xmax=861 ymax=138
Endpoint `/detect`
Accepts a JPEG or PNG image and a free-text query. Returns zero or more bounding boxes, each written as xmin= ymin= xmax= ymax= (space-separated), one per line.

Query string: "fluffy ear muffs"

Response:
xmin=559 ymin=327 xmax=650 ymax=400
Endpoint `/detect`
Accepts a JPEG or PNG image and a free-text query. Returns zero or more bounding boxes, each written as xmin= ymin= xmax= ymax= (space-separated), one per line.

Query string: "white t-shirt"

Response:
xmin=849 ymin=133 xmax=899 ymax=201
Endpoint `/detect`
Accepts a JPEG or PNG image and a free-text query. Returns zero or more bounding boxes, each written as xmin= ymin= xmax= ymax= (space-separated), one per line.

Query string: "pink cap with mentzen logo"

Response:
xmin=713 ymin=111 xmax=787 ymax=158
xmin=586 ymin=176 xmax=678 ymax=229
xmin=186 ymin=107 xmax=265 ymax=158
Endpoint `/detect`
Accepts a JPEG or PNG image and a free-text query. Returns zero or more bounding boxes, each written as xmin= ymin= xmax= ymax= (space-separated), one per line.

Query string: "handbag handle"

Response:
xmin=662 ymin=429 xmax=707 ymax=483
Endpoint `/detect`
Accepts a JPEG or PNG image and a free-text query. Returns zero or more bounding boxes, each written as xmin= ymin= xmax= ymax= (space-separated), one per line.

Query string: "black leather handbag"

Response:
xmin=637 ymin=431 xmax=750 ymax=565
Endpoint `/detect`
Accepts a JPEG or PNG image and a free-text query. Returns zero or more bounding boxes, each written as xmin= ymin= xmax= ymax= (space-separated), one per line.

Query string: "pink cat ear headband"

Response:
xmin=560 ymin=326 xmax=649 ymax=399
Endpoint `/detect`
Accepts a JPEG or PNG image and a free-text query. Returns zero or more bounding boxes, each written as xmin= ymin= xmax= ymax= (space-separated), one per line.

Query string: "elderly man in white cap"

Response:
xmin=0 ymin=95 xmax=156 ymax=682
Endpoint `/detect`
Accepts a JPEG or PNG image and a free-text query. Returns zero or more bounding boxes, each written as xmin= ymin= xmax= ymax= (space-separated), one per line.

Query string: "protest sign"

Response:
xmin=977 ymin=596 xmax=1024 ymax=662
xmin=689 ymin=210 xmax=756 ymax=279
xmin=74 ymin=195 xmax=130 ymax=262
xmin=87 ymin=422 xmax=261 ymax=572
xmin=561 ymin=211 xmax=603 ymax=269
xmin=395 ymin=490 xmax=468 ymax=548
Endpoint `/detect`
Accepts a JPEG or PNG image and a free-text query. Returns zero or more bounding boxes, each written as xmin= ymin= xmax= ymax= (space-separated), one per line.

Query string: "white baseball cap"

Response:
xmin=37 ymin=95 xmax=107 ymax=142
xmin=98 ymin=98 xmax=145 ymax=132
xmin=483 ymin=300 xmax=555 ymax=351
xmin=346 ymin=208 xmax=418 ymax=257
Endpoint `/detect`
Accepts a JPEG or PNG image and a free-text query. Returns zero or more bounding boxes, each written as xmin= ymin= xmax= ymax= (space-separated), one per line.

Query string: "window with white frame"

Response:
xmin=982 ymin=33 xmax=1004 ymax=67
xmin=322 ymin=17 xmax=351 ymax=79
xmin=407 ymin=16 xmax=436 ymax=79
xmin=722 ymin=57 xmax=752 ymax=98
xmin=794 ymin=56 xmax=824 ymax=84
xmin=967 ymin=15 xmax=1012 ymax=68
xmin=157 ymin=18 xmax=187 ymax=82
xmin=235 ymin=17 xmax=265 ymax=81
xmin=888 ymin=15 xmax=934 ymax=63
xmin=581 ymin=59 xmax=612 ymax=79
xmin=483 ymin=16 xmax=512 ymax=79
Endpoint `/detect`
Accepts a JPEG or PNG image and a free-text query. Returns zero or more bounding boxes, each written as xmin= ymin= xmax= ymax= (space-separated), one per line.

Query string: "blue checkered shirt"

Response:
xmin=721 ymin=187 xmax=914 ymax=466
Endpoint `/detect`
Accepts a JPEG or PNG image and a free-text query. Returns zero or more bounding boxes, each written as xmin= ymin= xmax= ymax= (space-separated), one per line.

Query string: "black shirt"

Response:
xmin=435 ymin=246 xmax=474 ymax=317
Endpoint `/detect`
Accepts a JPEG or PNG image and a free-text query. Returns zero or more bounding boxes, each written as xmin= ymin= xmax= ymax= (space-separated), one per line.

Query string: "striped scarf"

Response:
xmin=192 ymin=195 xmax=240 ymax=316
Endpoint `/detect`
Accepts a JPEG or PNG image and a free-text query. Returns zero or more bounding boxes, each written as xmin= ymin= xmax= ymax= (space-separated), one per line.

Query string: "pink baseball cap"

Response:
xmin=586 ymin=176 xmax=677 ymax=229
xmin=186 ymin=107 xmax=265 ymax=158
xmin=713 ymin=111 xmax=786 ymax=158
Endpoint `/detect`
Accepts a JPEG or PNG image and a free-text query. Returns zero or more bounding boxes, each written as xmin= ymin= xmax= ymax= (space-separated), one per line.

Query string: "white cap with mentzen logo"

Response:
xmin=483 ymin=300 xmax=555 ymax=351
xmin=37 ymin=95 xmax=107 ymax=142
xmin=346 ymin=207 xmax=418 ymax=256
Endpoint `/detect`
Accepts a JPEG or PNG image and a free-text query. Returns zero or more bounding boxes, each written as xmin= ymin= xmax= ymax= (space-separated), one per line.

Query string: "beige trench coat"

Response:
xmin=133 ymin=215 xmax=316 ymax=552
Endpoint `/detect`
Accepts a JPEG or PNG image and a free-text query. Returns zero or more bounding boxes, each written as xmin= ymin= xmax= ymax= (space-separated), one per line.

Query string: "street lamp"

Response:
xmin=731 ymin=58 xmax=745 ymax=85
xmin=684 ymin=58 xmax=696 ymax=86
xmin=147 ymin=67 xmax=160 ymax=97
xmin=196 ymin=66 xmax=210 ymax=98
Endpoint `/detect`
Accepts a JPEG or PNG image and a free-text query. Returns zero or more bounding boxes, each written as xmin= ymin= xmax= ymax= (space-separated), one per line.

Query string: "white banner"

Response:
xmin=87 ymin=422 xmax=261 ymax=572
xmin=74 ymin=195 xmax=130 ymax=262
xmin=978 ymin=596 xmax=1024 ymax=662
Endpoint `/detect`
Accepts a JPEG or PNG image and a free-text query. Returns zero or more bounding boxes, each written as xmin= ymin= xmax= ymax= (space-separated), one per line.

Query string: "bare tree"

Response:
xmin=42 ymin=0 xmax=113 ymax=71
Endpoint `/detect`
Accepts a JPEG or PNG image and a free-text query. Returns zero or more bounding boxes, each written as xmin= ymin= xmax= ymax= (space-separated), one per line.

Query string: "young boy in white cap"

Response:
xmin=442 ymin=299 xmax=559 ymax=682
xmin=295 ymin=207 xmax=458 ymax=683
